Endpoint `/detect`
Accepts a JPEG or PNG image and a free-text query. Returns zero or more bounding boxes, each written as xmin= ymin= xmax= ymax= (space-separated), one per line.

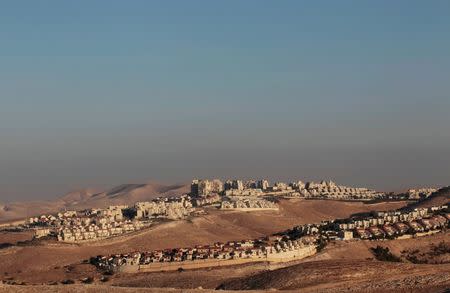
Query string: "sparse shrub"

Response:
xmin=64 ymin=265 xmax=75 ymax=273
xmin=316 ymin=237 xmax=327 ymax=252
xmin=430 ymin=241 xmax=450 ymax=256
xmin=81 ymin=277 xmax=94 ymax=284
xmin=405 ymin=254 xmax=427 ymax=264
xmin=0 ymin=243 xmax=13 ymax=249
xmin=102 ymin=270 xmax=114 ymax=276
xmin=89 ymin=257 xmax=99 ymax=265
xmin=122 ymin=208 xmax=137 ymax=220
xmin=100 ymin=276 xmax=109 ymax=282
xmin=370 ymin=246 xmax=401 ymax=262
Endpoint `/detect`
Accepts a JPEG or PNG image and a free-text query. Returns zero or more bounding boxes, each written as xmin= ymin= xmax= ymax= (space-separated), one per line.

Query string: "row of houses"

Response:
xmin=273 ymin=205 xmax=449 ymax=243
xmin=57 ymin=220 xmax=147 ymax=242
xmin=134 ymin=196 xmax=194 ymax=220
xmin=191 ymin=179 xmax=387 ymax=200
xmin=94 ymin=235 xmax=318 ymax=272
xmin=220 ymin=198 xmax=278 ymax=210
xmin=28 ymin=205 xmax=127 ymax=228
xmin=335 ymin=206 xmax=447 ymax=231
xmin=353 ymin=214 xmax=449 ymax=240
xmin=93 ymin=203 xmax=448 ymax=272
xmin=27 ymin=196 xmax=197 ymax=242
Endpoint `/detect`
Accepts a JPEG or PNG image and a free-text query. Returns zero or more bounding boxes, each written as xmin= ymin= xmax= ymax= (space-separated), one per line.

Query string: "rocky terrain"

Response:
xmin=218 ymin=258 xmax=450 ymax=292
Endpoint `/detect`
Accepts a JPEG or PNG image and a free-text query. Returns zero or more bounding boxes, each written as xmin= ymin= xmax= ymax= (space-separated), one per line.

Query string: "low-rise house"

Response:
xmin=407 ymin=221 xmax=424 ymax=232
xmin=355 ymin=228 xmax=372 ymax=239
xmin=338 ymin=230 xmax=353 ymax=240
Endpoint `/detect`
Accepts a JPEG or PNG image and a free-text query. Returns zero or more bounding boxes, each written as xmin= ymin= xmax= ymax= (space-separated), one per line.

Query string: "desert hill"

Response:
xmin=0 ymin=199 xmax=408 ymax=286
xmin=0 ymin=200 xmax=61 ymax=225
xmin=57 ymin=182 xmax=189 ymax=210
xmin=57 ymin=189 xmax=99 ymax=205
xmin=403 ymin=186 xmax=450 ymax=211
xmin=0 ymin=181 xmax=189 ymax=223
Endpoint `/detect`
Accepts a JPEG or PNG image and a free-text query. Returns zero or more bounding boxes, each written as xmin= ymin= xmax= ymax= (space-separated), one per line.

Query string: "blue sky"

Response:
xmin=1 ymin=1 xmax=450 ymax=200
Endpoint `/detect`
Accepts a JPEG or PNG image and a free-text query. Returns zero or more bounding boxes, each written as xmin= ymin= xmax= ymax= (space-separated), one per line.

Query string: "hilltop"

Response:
xmin=403 ymin=186 xmax=450 ymax=211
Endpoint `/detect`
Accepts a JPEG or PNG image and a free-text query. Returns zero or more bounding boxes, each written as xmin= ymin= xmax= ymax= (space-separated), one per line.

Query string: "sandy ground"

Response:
xmin=0 ymin=230 xmax=34 ymax=245
xmin=0 ymin=284 xmax=308 ymax=293
xmin=219 ymin=258 xmax=450 ymax=293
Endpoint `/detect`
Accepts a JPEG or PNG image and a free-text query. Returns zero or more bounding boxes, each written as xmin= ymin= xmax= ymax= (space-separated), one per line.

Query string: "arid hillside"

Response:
xmin=0 ymin=199 xmax=407 ymax=285
xmin=218 ymin=258 xmax=450 ymax=292
xmin=403 ymin=186 xmax=450 ymax=211
xmin=0 ymin=284 xmax=304 ymax=293
xmin=218 ymin=233 xmax=450 ymax=292
xmin=0 ymin=182 xmax=189 ymax=223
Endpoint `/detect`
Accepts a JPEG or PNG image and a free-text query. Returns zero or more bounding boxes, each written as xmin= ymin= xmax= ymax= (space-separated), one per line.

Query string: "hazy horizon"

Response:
xmin=1 ymin=1 xmax=450 ymax=201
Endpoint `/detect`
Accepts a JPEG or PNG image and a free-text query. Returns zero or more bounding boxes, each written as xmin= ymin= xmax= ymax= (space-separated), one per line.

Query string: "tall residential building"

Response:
xmin=191 ymin=179 xmax=224 ymax=197
xmin=257 ymin=179 xmax=270 ymax=190
xmin=191 ymin=179 xmax=199 ymax=197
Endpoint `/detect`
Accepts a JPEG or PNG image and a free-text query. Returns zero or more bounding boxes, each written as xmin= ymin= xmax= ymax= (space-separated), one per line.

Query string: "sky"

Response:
xmin=1 ymin=0 xmax=450 ymax=201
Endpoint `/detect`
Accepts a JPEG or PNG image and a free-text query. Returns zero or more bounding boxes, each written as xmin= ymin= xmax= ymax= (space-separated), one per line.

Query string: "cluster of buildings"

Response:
xmin=58 ymin=220 xmax=146 ymax=242
xmin=191 ymin=179 xmax=385 ymax=200
xmin=135 ymin=196 xmax=194 ymax=220
xmin=71 ymin=187 xmax=450 ymax=271
xmin=299 ymin=180 xmax=384 ymax=200
xmin=89 ymin=199 xmax=448 ymax=273
xmin=192 ymin=194 xmax=221 ymax=207
xmin=288 ymin=204 xmax=450 ymax=242
xmin=27 ymin=205 xmax=148 ymax=242
xmin=94 ymin=233 xmax=318 ymax=273
xmin=220 ymin=198 xmax=278 ymax=210
xmin=28 ymin=196 xmax=197 ymax=242
xmin=402 ymin=188 xmax=437 ymax=200
xmin=335 ymin=206 xmax=450 ymax=240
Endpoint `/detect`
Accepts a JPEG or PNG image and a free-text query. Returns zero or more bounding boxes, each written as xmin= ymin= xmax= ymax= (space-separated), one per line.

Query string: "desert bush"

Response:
xmin=370 ymin=246 xmax=401 ymax=262
xmin=100 ymin=276 xmax=109 ymax=282
xmin=0 ymin=243 xmax=13 ymax=249
xmin=81 ymin=277 xmax=94 ymax=284
xmin=102 ymin=270 xmax=114 ymax=276
xmin=430 ymin=241 xmax=450 ymax=256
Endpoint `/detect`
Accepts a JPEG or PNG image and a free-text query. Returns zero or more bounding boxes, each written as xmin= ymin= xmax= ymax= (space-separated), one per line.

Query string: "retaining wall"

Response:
xmin=130 ymin=246 xmax=317 ymax=273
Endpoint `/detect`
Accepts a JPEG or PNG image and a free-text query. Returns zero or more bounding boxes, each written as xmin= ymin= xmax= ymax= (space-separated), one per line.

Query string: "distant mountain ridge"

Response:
xmin=0 ymin=181 xmax=190 ymax=223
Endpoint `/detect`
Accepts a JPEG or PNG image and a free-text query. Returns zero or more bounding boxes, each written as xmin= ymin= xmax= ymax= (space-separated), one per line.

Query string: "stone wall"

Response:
xmin=128 ymin=246 xmax=317 ymax=273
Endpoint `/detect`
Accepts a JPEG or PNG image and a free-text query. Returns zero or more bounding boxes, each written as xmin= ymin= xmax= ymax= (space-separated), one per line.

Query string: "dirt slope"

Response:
xmin=0 ymin=182 xmax=189 ymax=223
xmin=218 ymin=258 xmax=450 ymax=292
